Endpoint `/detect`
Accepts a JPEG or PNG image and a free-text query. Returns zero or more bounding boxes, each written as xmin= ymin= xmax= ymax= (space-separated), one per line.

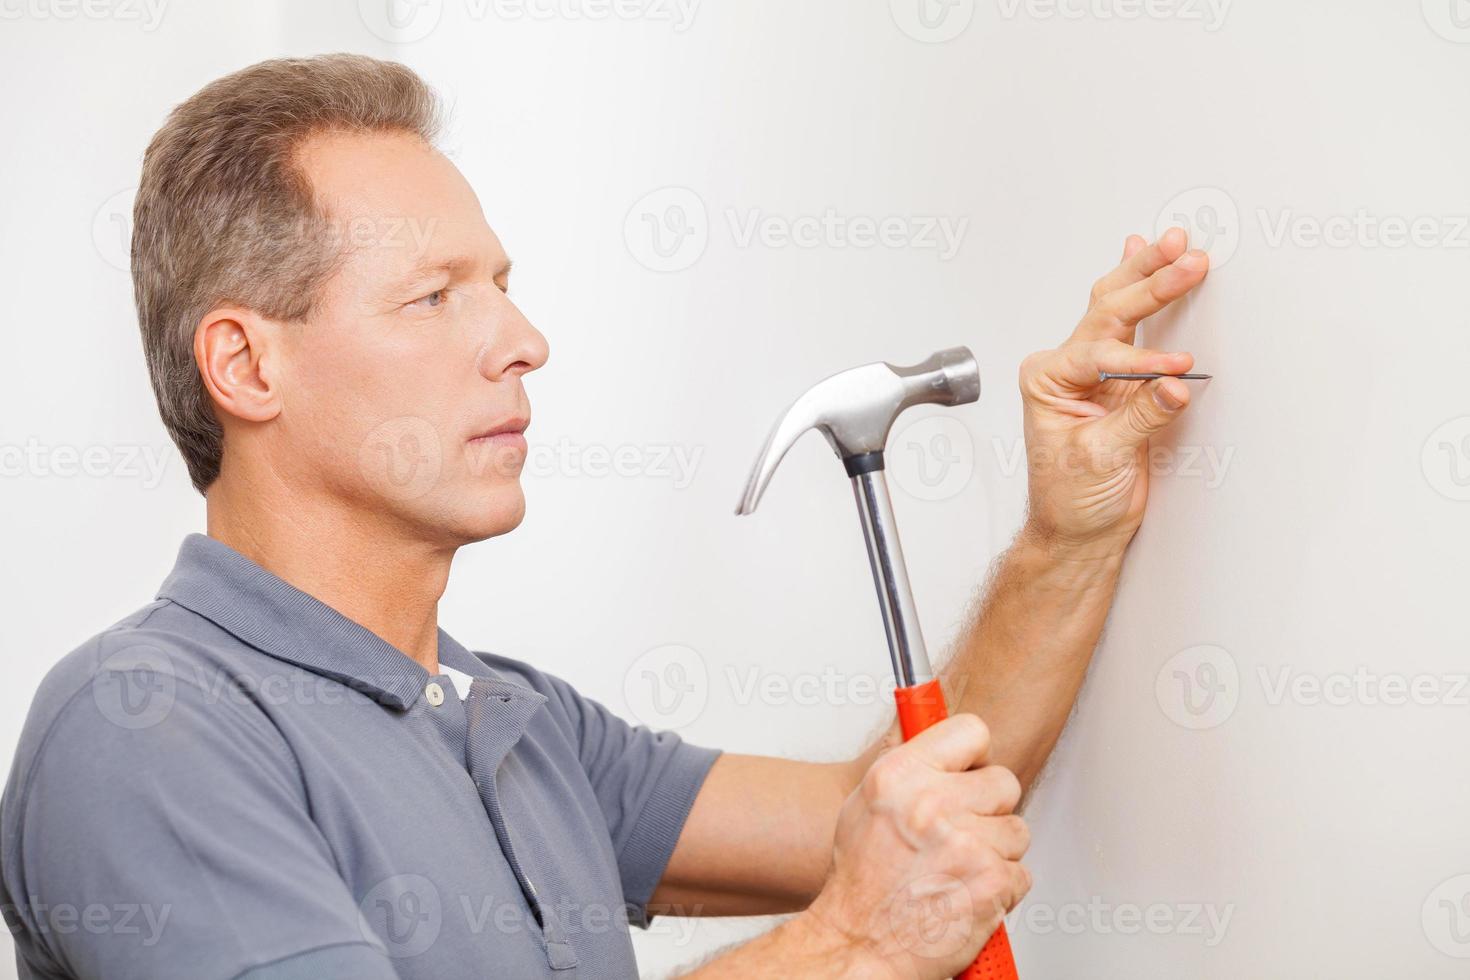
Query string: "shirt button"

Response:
xmin=425 ymin=682 xmax=446 ymax=707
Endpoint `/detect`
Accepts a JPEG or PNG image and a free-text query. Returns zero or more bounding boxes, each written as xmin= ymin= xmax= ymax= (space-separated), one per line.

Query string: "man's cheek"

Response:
xmin=356 ymin=414 xmax=446 ymax=502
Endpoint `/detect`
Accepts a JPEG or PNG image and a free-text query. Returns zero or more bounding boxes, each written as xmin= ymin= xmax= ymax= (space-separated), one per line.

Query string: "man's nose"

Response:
xmin=478 ymin=304 xmax=550 ymax=382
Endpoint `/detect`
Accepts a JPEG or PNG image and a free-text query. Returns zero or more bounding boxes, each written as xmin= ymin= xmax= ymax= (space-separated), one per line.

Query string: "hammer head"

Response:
xmin=735 ymin=346 xmax=980 ymax=515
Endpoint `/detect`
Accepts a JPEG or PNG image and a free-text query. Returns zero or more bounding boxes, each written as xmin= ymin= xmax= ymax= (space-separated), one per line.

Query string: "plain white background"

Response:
xmin=3 ymin=0 xmax=1469 ymax=976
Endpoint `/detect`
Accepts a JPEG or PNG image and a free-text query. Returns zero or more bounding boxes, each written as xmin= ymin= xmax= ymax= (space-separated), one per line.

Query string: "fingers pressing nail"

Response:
xmin=1174 ymin=249 xmax=1208 ymax=270
xmin=1152 ymin=380 xmax=1186 ymax=411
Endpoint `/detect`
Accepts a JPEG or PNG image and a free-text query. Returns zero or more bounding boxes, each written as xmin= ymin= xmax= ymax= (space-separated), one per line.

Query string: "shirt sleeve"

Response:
xmin=533 ymin=669 xmax=721 ymax=927
xmin=1 ymin=647 xmax=399 ymax=980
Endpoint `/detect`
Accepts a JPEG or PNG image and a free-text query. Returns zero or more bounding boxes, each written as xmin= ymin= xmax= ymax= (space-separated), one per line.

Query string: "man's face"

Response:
xmin=272 ymin=130 xmax=548 ymax=546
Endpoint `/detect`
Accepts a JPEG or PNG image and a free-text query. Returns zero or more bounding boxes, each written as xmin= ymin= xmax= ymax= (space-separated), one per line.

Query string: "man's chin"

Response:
xmin=433 ymin=482 xmax=527 ymax=545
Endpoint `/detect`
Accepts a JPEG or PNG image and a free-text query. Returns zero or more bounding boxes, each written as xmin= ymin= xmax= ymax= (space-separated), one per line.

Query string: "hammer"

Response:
xmin=735 ymin=347 xmax=1019 ymax=980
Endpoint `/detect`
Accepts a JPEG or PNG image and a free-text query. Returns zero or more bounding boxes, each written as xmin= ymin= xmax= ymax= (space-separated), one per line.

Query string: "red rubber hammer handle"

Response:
xmin=894 ymin=679 xmax=1020 ymax=980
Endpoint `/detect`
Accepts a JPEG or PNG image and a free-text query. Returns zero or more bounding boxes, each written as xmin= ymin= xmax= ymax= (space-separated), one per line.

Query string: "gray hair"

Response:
xmin=131 ymin=54 xmax=442 ymax=493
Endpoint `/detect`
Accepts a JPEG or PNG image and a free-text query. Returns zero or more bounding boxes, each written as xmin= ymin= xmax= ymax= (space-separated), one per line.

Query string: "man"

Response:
xmin=0 ymin=55 xmax=1207 ymax=979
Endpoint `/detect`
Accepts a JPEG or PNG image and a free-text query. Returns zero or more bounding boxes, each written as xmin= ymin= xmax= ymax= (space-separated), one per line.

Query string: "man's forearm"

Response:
xmin=679 ymin=912 xmax=891 ymax=980
xmin=849 ymin=525 xmax=1126 ymax=795
xmin=938 ymin=526 xmax=1125 ymax=789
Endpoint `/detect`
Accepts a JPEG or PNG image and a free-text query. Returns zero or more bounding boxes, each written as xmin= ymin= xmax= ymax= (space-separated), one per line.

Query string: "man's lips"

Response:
xmin=468 ymin=418 xmax=530 ymax=453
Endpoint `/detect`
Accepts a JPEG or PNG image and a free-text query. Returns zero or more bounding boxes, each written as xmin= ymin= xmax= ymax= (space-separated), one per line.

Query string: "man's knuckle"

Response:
xmin=973 ymin=856 xmax=1009 ymax=897
xmin=908 ymin=788 xmax=946 ymax=837
xmin=863 ymin=753 xmax=907 ymax=802
xmin=954 ymin=712 xmax=990 ymax=746
xmin=1008 ymin=815 xmax=1032 ymax=852
xmin=1093 ymin=291 xmax=1123 ymax=317
xmin=984 ymin=766 xmax=1021 ymax=812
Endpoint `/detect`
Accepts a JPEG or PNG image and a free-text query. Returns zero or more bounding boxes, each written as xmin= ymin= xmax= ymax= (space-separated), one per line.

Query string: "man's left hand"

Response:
xmin=1019 ymin=226 xmax=1210 ymax=558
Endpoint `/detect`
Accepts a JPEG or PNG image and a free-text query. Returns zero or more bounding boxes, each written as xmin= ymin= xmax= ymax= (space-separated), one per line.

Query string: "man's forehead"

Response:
xmin=295 ymin=128 xmax=505 ymax=273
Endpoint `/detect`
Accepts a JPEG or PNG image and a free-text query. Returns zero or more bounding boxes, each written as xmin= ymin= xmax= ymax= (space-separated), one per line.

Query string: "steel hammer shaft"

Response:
xmin=849 ymin=460 xmax=933 ymax=688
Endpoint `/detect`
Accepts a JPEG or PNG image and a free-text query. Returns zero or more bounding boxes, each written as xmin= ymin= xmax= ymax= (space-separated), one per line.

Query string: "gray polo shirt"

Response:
xmin=0 ymin=535 xmax=720 ymax=979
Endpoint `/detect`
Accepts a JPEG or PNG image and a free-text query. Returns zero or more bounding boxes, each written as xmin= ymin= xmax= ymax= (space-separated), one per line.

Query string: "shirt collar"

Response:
xmin=157 ymin=533 xmax=498 ymax=711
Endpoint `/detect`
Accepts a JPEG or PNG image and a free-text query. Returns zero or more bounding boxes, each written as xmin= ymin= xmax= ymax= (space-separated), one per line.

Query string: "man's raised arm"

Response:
xmin=652 ymin=229 xmax=1209 ymax=944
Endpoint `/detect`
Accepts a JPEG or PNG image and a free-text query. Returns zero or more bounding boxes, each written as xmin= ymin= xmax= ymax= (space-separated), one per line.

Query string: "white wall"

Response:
xmin=4 ymin=1 xmax=1469 ymax=977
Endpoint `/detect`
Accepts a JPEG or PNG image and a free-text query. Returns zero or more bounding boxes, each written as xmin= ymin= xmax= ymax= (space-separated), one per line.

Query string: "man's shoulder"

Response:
xmin=7 ymin=600 xmax=283 ymax=805
xmin=23 ymin=599 xmax=259 ymax=728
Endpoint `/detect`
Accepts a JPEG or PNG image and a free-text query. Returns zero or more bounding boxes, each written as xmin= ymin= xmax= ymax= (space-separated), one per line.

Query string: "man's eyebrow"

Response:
xmin=391 ymin=255 xmax=512 ymax=287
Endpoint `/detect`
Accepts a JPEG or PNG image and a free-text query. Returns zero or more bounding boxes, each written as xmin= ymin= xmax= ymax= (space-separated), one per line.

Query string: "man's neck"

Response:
xmin=205 ymin=471 xmax=453 ymax=672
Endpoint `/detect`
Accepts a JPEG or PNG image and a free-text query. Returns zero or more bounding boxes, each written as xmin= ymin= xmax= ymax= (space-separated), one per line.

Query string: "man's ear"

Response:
xmin=194 ymin=307 xmax=283 ymax=423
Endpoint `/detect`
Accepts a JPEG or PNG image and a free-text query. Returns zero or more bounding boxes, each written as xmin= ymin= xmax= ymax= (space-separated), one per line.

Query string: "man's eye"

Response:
xmin=411 ymin=289 xmax=447 ymax=308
